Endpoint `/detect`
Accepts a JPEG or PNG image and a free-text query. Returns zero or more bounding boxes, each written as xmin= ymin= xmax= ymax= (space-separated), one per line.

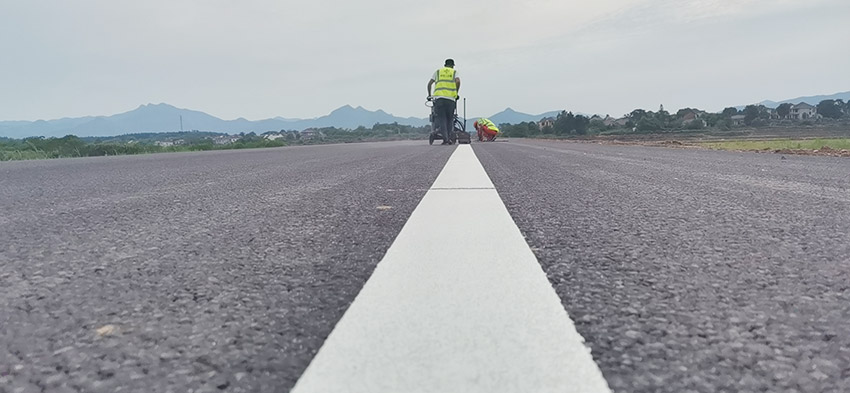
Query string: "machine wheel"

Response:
xmin=429 ymin=133 xmax=435 ymax=145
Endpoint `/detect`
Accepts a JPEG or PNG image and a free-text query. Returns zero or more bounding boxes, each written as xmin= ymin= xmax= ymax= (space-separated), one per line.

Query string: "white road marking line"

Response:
xmin=291 ymin=145 xmax=611 ymax=393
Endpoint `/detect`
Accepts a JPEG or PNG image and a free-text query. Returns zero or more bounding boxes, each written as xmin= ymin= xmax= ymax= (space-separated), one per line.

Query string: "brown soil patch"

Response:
xmin=539 ymin=138 xmax=850 ymax=157
xmin=770 ymin=147 xmax=850 ymax=157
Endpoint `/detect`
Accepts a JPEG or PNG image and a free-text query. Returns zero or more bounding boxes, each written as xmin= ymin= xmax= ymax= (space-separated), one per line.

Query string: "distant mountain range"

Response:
xmin=749 ymin=91 xmax=850 ymax=109
xmin=2 ymin=90 xmax=846 ymax=138
xmin=487 ymin=108 xmax=563 ymax=125
xmin=0 ymin=103 xmax=566 ymax=139
xmin=0 ymin=104 xmax=431 ymax=139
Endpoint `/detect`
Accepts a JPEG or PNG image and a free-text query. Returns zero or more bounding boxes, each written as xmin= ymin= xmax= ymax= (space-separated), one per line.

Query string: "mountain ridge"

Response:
xmin=0 ymin=103 xmax=433 ymax=139
xmin=747 ymin=91 xmax=850 ymax=109
xmin=3 ymin=90 xmax=846 ymax=138
xmin=0 ymin=103 xmax=560 ymax=138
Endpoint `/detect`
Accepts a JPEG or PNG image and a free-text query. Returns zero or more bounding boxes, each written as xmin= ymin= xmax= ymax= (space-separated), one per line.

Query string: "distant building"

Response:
xmin=679 ymin=110 xmax=699 ymax=123
xmin=730 ymin=115 xmax=746 ymax=126
xmin=212 ymin=135 xmax=240 ymax=145
xmin=612 ymin=117 xmax=629 ymax=127
xmin=154 ymin=141 xmax=174 ymax=147
xmin=264 ymin=133 xmax=285 ymax=141
xmin=678 ymin=109 xmax=707 ymax=127
xmin=790 ymin=103 xmax=818 ymax=120
xmin=299 ymin=129 xmax=325 ymax=141
xmin=538 ymin=117 xmax=555 ymax=130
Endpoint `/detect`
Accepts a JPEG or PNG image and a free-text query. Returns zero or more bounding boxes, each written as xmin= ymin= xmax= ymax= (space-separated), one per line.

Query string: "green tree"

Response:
xmin=743 ymin=105 xmax=768 ymax=126
xmin=776 ymin=103 xmax=792 ymax=118
xmin=553 ymin=111 xmax=574 ymax=135
xmin=588 ymin=119 xmax=607 ymax=133
xmin=239 ymin=132 xmax=261 ymax=142
xmin=722 ymin=107 xmax=739 ymax=117
xmin=636 ymin=116 xmax=663 ymax=132
xmin=686 ymin=119 xmax=705 ymax=130
xmin=656 ymin=109 xmax=671 ymax=127
xmin=527 ymin=122 xmax=542 ymax=136
xmin=553 ymin=112 xmax=590 ymax=135
xmin=817 ymin=99 xmax=842 ymax=119
xmin=501 ymin=123 xmax=530 ymax=137
xmin=716 ymin=118 xmax=733 ymax=130
xmin=23 ymin=135 xmax=87 ymax=158
xmin=702 ymin=113 xmax=723 ymax=127
xmin=575 ymin=115 xmax=590 ymax=135
xmin=629 ymin=109 xmax=647 ymax=122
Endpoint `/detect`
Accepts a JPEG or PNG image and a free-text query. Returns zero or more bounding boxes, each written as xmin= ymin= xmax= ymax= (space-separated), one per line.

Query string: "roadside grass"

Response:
xmin=0 ymin=150 xmax=52 ymax=161
xmin=0 ymin=135 xmax=427 ymax=162
xmin=700 ymin=138 xmax=850 ymax=151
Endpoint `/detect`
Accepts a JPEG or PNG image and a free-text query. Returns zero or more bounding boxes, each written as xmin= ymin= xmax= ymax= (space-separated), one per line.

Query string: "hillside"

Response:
xmin=756 ymin=91 xmax=850 ymax=108
xmin=3 ymin=90 xmax=847 ymax=138
xmin=0 ymin=104 xmax=430 ymax=139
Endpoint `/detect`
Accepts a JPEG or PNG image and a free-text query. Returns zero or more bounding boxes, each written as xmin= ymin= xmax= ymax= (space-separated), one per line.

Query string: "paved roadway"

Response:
xmin=291 ymin=146 xmax=610 ymax=393
xmin=1 ymin=139 xmax=849 ymax=392
xmin=1 ymin=143 xmax=451 ymax=393
xmin=474 ymin=139 xmax=850 ymax=392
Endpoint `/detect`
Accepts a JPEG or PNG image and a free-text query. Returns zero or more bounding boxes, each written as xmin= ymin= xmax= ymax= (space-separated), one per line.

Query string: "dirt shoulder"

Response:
xmin=531 ymin=125 xmax=850 ymax=158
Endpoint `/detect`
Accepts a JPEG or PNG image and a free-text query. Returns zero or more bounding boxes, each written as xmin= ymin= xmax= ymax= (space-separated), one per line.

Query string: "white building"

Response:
xmin=790 ymin=103 xmax=818 ymax=120
xmin=299 ymin=129 xmax=325 ymax=140
xmin=212 ymin=136 xmax=241 ymax=145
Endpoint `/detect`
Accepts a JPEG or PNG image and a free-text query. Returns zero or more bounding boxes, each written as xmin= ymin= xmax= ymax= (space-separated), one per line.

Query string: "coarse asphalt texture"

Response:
xmin=474 ymin=139 xmax=850 ymax=393
xmin=0 ymin=142 xmax=451 ymax=393
xmin=2 ymin=138 xmax=849 ymax=393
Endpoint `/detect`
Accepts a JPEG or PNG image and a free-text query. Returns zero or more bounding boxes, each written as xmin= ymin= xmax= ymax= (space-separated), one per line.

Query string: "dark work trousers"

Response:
xmin=434 ymin=98 xmax=457 ymax=143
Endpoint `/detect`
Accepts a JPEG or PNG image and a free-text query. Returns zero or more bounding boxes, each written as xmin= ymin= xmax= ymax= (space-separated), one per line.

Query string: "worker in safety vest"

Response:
xmin=427 ymin=58 xmax=461 ymax=145
xmin=474 ymin=118 xmax=500 ymax=142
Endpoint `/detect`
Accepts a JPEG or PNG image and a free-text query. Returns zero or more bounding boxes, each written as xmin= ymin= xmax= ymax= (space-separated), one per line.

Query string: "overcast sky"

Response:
xmin=2 ymin=0 xmax=849 ymax=121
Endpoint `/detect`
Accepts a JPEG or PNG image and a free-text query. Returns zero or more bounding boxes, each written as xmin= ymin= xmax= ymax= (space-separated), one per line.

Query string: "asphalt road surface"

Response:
xmin=475 ymin=139 xmax=850 ymax=392
xmin=1 ymin=139 xmax=849 ymax=392
xmin=1 ymin=142 xmax=451 ymax=393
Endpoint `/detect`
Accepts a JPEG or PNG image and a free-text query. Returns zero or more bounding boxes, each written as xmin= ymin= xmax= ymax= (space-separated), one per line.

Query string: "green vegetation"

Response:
xmin=4 ymin=99 xmax=849 ymax=161
xmin=499 ymin=111 xmax=589 ymax=138
xmin=498 ymin=98 xmax=850 ymax=140
xmin=316 ymin=123 xmax=430 ymax=143
xmin=817 ymin=100 xmax=844 ymax=119
xmin=0 ymin=123 xmax=431 ymax=161
xmin=701 ymin=138 xmax=850 ymax=151
xmin=83 ymin=131 xmax=223 ymax=144
xmin=0 ymin=134 xmax=285 ymax=161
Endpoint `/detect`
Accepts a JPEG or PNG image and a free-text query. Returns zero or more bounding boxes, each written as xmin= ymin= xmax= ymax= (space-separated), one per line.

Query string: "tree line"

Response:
xmin=0 ymin=123 xmax=433 ymax=161
xmin=3 ymin=99 xmax=848 ymax=160
xmin=0 ymin=134 xmax=287 ymax=161
xmin=497 ymin=99 xmax=850 ymax=138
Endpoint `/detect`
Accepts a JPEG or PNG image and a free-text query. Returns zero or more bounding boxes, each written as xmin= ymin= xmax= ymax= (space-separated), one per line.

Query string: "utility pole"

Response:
xmin=180 ymin=115 xmax=183 ymax=131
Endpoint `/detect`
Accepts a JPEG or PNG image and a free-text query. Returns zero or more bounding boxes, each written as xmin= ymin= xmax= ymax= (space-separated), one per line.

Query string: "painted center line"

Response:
xmin=291 ymin=145 xmax=611 ymax=393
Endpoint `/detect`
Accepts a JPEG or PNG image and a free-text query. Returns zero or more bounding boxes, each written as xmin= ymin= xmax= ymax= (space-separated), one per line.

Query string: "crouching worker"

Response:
xmin=474 ymin=118 xmax=500 ymax=141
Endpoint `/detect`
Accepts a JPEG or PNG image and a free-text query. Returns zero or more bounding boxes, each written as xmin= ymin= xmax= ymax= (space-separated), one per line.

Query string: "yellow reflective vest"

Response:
xmin=477 ymin=118 xmax=499 ymax=132
xmin=433 ymin=67 xmax=458 ymax=99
